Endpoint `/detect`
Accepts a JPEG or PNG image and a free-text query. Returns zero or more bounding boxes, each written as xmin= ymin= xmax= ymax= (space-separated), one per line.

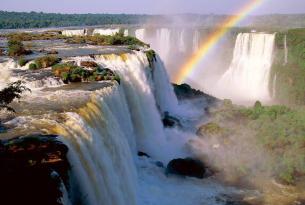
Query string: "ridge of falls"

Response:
xmin=215 ymin=33 xmax=276 ymax=103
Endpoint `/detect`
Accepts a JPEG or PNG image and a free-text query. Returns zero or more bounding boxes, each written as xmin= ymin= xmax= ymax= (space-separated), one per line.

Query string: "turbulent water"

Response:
xmin=215 ymin=33 xmax=276 ymax=103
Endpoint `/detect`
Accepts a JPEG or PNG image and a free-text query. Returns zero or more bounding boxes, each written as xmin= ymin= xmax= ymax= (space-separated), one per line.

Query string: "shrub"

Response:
xmin=145 ymin=50 xmax=156 ymax=67
xmin=29 ymin=63 xmax=38 ymax=70
xmin=7 ymin=39 xmax=26 ymax=56
xmin=0 ymin=81 xmax=30 ymax=112
xmin=35 ymin=55 xmax=61 ymax=69
xmin=18 ymin=57 xmax=28 ymax=67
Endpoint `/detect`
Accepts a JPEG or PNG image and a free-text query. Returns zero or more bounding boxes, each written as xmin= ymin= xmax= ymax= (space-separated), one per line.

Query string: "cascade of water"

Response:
xmin=216 ymin=33 xmax=275 ymax=102
xmin=62 ymin=29 xmax=86 ymax=37
xmin=135 ymin=28 xmax=145 ymax=42
xmin=93 ymin=28 xmax=120 ymax=36
xmin=71 ymin=51 xmax=178 ymax=160
xmin=284 ymin=34 xmax=288 ymax=65
xmin=178 ymin=29 xmax=186 ymax=53
xmin=151 ymin=55 xmax=179 ymax=114
xmin=156 ymin=28 xmax=171 ymax=61
xmin=53 ymin=87 xmax=137 ymax=205
xmin=192 ymin=30 xmax=200 ymax=53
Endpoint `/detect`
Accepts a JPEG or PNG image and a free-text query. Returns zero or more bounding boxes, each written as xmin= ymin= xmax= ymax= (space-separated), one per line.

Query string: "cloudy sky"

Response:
xmin=1 ymin=0 xmax=305 ymax=15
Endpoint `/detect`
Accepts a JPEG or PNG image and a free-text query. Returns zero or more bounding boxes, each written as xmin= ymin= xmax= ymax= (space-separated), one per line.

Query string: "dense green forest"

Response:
xmin=1 ymin=11 xmax=305 ymax=29
xmin=0 ymin=11 xmax=149 ymax=29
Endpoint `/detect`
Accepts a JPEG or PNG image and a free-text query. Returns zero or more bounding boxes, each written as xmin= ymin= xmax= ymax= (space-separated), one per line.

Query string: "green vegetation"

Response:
xmin=34 ymin=55 xmax=61 ymax=69
xmin=0 ymin=81 xmax=30 ymax=112
xmin=211 ymin=101 xmax=305 ymax=184
xmin=7 ymin=39 xmax=29 ymax=56
xmin=271 ymin=28 xmax=305 ymax=105
xmin=29 ymin=63 xmax=38 ymax=70
xmin=3 ymin=32 xmax=65 ymax=41
xmin=66 ymin=32 xmax=147 ymax=47
xmin=52 ymin=63 xmax=120 ymax=84
xmin=145 ymin=49 xmax=156 ymax=67
xmin=0 ymin=11 xmax=148 ymax=29
xmin=18 ymin=57 xmax=28 ymax=67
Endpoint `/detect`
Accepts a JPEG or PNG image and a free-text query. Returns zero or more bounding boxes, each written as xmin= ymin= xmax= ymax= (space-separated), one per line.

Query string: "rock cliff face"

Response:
xmin=0 ymin=135 xmax=70 ymax=205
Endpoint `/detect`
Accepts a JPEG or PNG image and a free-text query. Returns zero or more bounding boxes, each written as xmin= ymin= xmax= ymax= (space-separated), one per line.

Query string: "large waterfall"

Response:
xmin=216 ymin=33 xmax=276 ymax=102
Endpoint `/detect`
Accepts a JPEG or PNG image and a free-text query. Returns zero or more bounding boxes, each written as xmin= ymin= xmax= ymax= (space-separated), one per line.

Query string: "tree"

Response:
xmin=0 ymin=81 xmax=30 ymax=112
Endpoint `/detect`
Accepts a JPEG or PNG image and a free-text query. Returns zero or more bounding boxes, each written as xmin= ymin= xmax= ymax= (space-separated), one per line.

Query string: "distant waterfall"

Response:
xmin=62 ymin=29 xmax=86 ymax=36
xmin=284 ymin=34 xmax=288 ymax=65
xmin=217 ymin=33 xmax=275 ymax=102
xmin=93 ymin=28 xmax=120 ymax=36
xmin=193 ymin=30 xmax=200 ymax=53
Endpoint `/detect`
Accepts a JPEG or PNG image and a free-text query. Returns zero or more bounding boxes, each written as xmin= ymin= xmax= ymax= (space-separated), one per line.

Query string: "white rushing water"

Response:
xmin=57 ymin=87 xmax=138 ymax=205
xmin=284 ymin=34 xmax=288 ymax=65
xmin=71 ymin=51 xmax=178 ymax=161
xmin=216 ymin=33 xmax=276 ymax=103
xmin=62 ymin=29 xmax=86 ymax=36
xmin=93 ymin=28 xmax=120 ymax=36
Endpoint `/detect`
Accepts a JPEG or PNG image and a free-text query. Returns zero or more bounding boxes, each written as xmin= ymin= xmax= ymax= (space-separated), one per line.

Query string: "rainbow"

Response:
xmin=174 ymin=0 xmax=264 ymax=84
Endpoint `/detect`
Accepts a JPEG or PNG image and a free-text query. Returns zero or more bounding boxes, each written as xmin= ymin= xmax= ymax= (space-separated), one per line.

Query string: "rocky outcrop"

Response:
xmin=80 ymin=61 xmax=99 ymax=68
xmin=166 ymin=158 xmax=206 ymax=179
xmin=0 ymin=135 xmax=70 ymax=205
xmin=173 ymin=83 xmax=218 ymax=104
xmin=162 ymin=111 xmax=181 ymax=128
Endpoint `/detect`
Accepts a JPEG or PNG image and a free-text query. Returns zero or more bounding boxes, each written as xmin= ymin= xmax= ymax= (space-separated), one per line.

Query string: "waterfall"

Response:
xmin=52 ymin=87 xmax=137 ymax=205
xmin=70 ymin=51 xmax=177 ymax=160
xmin=93 ymin=28 xmax=120 ymax=36
xmin=193 ymin=30 xmax=200 ymax=53
xmin=62 ymin=29 xmax=86 ymax=36
xmin=156 ymin=28 xmax=171 ymax=61
xmin=284 ymin=34 xmax=288 ymax=65
xmin=135 ymin=28 xmax=145 ymax=42
xmin=217 ymin=33 xmax=276 ymax=102
xmin=178 ymin=29 xmax=186 ymax=53
xmin=152 ymin=55 xmax=179 ymax=114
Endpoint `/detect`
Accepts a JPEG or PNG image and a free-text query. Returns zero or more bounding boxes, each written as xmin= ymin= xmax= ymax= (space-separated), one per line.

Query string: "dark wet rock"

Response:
xmin=0 ymin=48 xmax=4 ymax=56
xmin=155 ymin=161 xmax=164 ymax=168
xmin=0 ymin=123 xmax=7 ymax=133
xmin=0 ymin=134 xmax=70 ymax=205
xmin=138 ymin=151 xmax=150 ymax=158
xmin=166 ymin=158 xmax=206 ymax=179
xmin=162 ymin=111 xmax=181 ymax=128
xmin=173 ymin=83 xmax=218 ymax=104
xmin=80 ymin=61 xmax=99 ymax=68
xmin=215 ymin=194 xmax=253 ymax=205
xmin=47 ymin=50 xmax=59 ymax=55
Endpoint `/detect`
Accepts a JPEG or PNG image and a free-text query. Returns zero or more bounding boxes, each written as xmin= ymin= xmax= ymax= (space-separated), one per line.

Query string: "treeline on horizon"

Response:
xmin=1 ymin=11 xmax=305 ymax=29
xmin=0 ymin=11 xmax=150 ymax=29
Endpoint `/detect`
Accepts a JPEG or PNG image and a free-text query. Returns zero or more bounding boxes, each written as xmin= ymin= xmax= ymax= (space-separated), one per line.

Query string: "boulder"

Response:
xmin=47 ymin=50 xmax=59 ymax=55
xmin=166 ymin=158 xmax=206 ymax=179
xmin=173 ymin=83 xmax=219 ymax=104
xmin=162 ymin=111 xmax=181 ymax=128
xmin=0 ymin=134 xmax=70 ymax=205
xmin=80 ymin=61 xmax=98 ymax=68
xmin=138 ymin=151 xmax=150 ymax=158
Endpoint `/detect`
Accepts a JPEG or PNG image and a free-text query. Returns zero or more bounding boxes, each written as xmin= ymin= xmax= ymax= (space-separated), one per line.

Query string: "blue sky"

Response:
xmin=1 ymin=0 xmax=305 ymax=15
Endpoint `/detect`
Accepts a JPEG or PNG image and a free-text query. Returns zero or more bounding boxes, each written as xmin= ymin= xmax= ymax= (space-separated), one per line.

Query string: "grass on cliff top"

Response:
xmin=66 ymin=31 xmax=147 ymax=47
